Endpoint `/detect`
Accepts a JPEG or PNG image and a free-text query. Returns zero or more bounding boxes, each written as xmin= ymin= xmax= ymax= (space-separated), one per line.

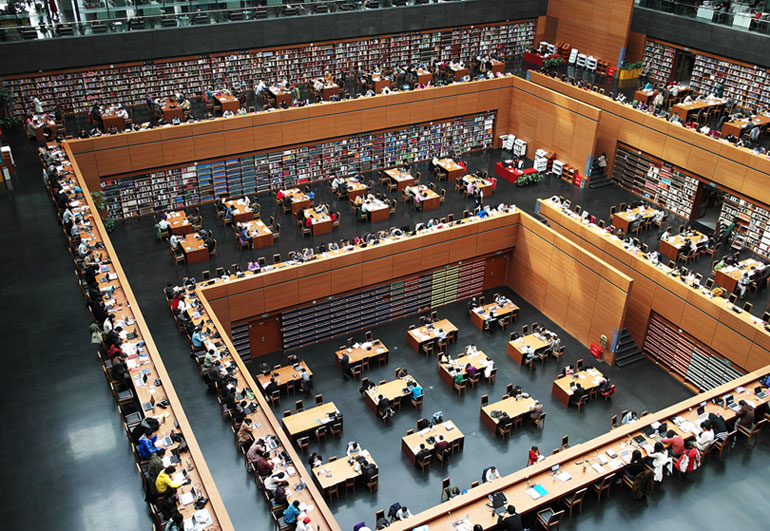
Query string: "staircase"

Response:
xmin=613 ymin=328 xmax=646 ymax=368
xmin=588 ymin=159 xmax=613 ymax=189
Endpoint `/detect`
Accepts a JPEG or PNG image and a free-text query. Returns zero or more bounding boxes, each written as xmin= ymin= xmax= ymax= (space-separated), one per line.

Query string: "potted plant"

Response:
xmin=515 ymin=171 xmax=545 ymax=187
xmin=0 ymin=81 xmax=20 ymax=131
xmin=619 ymin=60 xmax=644 ymax=80
xmin=90 ymin=191 xmax=109 ymax=219
xmin=542 ymin=57 xmax=564 ymax=70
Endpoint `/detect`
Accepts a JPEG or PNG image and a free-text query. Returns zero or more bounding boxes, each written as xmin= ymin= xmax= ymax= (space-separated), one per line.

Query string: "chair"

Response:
xmin=552 ymin=346 xmax=565 ymax=363
xmin=712 ymin=430 xmax=736 ymax=460
xmin=296 ymin=436 xmax=309 ymax=454
xmin=533 ymin=412 xmax=546 ymax=430
xmin=561 ymin=487 xmax=587 ymax=517
xmin=481 ymin=394 xmax=489 ymax=407
xmin=441 ymin=477 xmax=452 ymax=500
xmin=295 ymin=400 xmax=304 ymax=413
xmin=329 ymin=421 xmax=343 ymax=439
xmin=315 ymin=426 xmax=327 ymax=443
xmin=497 ymin=421 xmax=513 ymax=440
xmin=270 ymin=390 xmax=281 ymax=407
xmin=283 ymin=410 xmax=292 ymax=418
xmin=592 ymin=473 xmax=615 ymax=502
xmin=575 ymin=358 xmax=584 ymax=371
xmin=737 ymin=420 xmax=764 ymax=446
xmin=521 ymin=324 xmax=529 ymax=336
xmin=610 ymin=414 xmax=618 ymax=430
xmin=453 ymin=378 xmax=467 ymax=396
xmin=417 ymin=453 xmax=432 ymax=473
xmin=743 ymin=302 xmax=753 ymax=312
xmin=366 ymin=474 xmax=379 ymax=493
xmin=315 ymin=394 xmax=324 ymax=406
xmin=273 ymin=253 xmax=282 ymax=264
xmin=536 ymin=508 xmax=564 ymax=530
xmin=410 ymin=394 xmax=423 ymax=410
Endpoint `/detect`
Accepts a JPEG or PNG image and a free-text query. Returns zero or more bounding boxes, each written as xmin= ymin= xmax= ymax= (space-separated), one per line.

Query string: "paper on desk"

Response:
xmin=592 ymin=463 xmax=606 ymax=474
xmin=609 ymin=459 xmax=623 ymax=469
xmin=556 ymin=471 xmax=572 ymax=482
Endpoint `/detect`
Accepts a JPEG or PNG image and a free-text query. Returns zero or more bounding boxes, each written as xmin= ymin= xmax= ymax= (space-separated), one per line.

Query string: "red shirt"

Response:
xmin=170 ymin=294 xmax=182 ymax=311
xmin=662 ymin=435 xmax=684 ymax=455
xmin=276 ymin=191 xmax=285 ymax=200
xmin=528 ymin=449 xmax=541 ymax=465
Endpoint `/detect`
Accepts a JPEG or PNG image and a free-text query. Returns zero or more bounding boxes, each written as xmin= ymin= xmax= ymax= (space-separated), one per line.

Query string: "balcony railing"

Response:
xmin=635 ymin=0 xmax=770 ymax=35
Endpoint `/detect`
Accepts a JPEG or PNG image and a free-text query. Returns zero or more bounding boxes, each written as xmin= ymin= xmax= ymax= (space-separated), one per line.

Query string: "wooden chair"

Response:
xmin=270 ymin=390 xmax=281 ymax=407
xmin=610 ymin=414 xmax=618 ymax=430
xmin=521 ymin=324 xmax=529 ymax=336
xmin=552 ymin=346 xmax=565 ymax=363
xmin=314 ymin=426 xmax=327 ymax=443
xmin=441 ymin=478 xmax=452 ymax=500
xmin=561 ymin=487 xmax=587 ymax=517
xmin=592 ymin=473 xmax=615 ymax=502
xmin=295 ymin=400 xmax=304 ymax=413
xmin=315 ymin=394 xmax=324 ymax=406
xmin=296 ymin=436 xmax=309 ymax=453
xmin=329 ymin=421 xmax=343 ymax=439
xmin=737 ymin=420 xmax=764 ymax=446
xmin=536 ymin=508 xmax=565 ymax=530
xmin=575 ymin=358 xmax=584 ymax=371
xmin=366 ymin=474 xmax=379 ymax=493
xmin=533 ymin=412 xmax=546 ymax=430
xmin=453 ymin=378 xmax=467 ymax=396
xmin=743 ymin=302 xmax=753 ymax=313
xmin=417 ymin=453 xmax=432 ymax=473
xmin=481 ymin=394 xmax=489 ymax=407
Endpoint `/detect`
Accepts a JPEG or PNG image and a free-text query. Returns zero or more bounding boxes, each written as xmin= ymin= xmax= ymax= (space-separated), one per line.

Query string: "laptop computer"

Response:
xmin=633 ymin=434 xmax=647 ymax=445
xmin=724 ymin=394 xmax=741 ymax=411
xmin=696 ymin=405 xmax=708 ymax=421
xmin=142 ymin=394 xmax=155 ymax=412
xmin=755 ymin=386 xmax=768 ymax=400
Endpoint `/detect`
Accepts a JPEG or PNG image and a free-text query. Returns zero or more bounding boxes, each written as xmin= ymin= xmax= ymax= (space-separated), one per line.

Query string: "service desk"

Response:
xmin=450 ymin=65 xmax=469 ymax=81
xmin=363 ymin=376 xmax=417 ymax=415
xmin=659 ymin=231 xmax=708 ymax=261
xmin=401 ymin=421 xmax=464 ymax=466
xmin=721 ymin=114 xmax=770 ymax=139
xmin=469 ymin=301 xmax=518 ymax=330
xmin=180 ymin=233 xmax=209 ymax=264
xmin=384 ymin=168 xmax=414 ymax=191
xmin=507 ymin=333 xmax=551 ymax=364
xmin=214 ymin=94 xmax=240 ymax=113
xmin=304 ymin=208 xmax=333 ymax=235
xmin=238 ymin=219 xmax=273 ymax=249
xmin=714 ymin=258 xmax=764 ymax=293
xmin=480 ymin=395 xmax=535 ymax=435
xmin=490 ymin=59 xmax=505 ymax=74
xmin=372 ymin=74 xmax=390 ymax=93
xmin=322 ymin=83 xmax=341 ymax=100
xmin=335 ymin=339 xmax=388 ymax=369
xmin=257 ymin=361 xmax=311 ymax=394
xmin=225 ymin=198 xmax=255 ymax=223
xmin=269 ymin=86 xmax=292 ymax=107
xmin=437 ymin=158 xmax=465 ymax=181
xmin=101 ymin=113 xmax=125 ymax=131
xmin=438 ymin=350 xmax=489 ymax=387
xmin=34 ymin=119 xmax=57 ymax=142
xmin=612 ymin=206 xmax=657 ymax=233
xmin=407 ymin=319 xmax=457 ymax=352
xmin=283 ymin=402 xmax=341 ymax=440
xmin=166 ymin=210 xmax=193 ymax=235
xmin=551 ymin=368 xmax=605 ymax=406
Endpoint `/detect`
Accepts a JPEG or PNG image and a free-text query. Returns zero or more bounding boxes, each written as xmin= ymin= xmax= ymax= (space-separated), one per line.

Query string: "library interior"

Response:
xmin=4 ymin=0 xmax=770 ymax=530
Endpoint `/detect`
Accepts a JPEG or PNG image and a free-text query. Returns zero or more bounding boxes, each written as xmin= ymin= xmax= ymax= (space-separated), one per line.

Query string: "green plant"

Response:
xmin=102 ymin=217 xmax=116 ymax=233
xmin=621 ymin=60 xmax=644 ymax=70
xmin=542 ymin=57 xmax=564 ymax=70
xmin=0 ymin=115 xmax=19 ymax=129
xmin=90 ymin=191 xmax=108 ymax=211
xmin=515 ymin=172 xmax=545 ymax=187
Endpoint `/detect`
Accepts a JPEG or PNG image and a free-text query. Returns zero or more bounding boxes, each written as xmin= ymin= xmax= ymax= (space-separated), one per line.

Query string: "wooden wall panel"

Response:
xmin=564 ymin=264 xmax=598 ymax=345
xmin=128 ymin=142 xmax=165 ymax=171
xmin=365 ymin=256 xmax=394 ymax=286
xmin=331 ymin=263 xmax=363 ymax=293
xmin=421 ymin=241 xmax=451 ymax=271
xmin=193 ymin=134 xmax=226 ymax=161
xmin=542 ymin=249 xmax=575 ymax=325
xmin=263 ymin=282 xmax=298 ymax=313
xmin=227 ymin=290 xmax=266 ymax=323
xmin=162 ymin=138 xmax=197 ymax=166
xmin=296 ymin=272 xmax=332 ymax=304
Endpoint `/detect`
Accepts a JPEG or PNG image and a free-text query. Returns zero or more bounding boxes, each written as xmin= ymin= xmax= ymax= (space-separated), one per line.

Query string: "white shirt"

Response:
xmin=169 ymin=235 xmax=179 ymax=249
xmin=395 ymin=508 xmax=412 ymax=520
xmin=263 ymin=473 xmax=283 ymax=492
xmin=296 ymin=520 xmax=313 ymax=531
xmin=696 ymin=429 xmax=714 ymax=451
xmin=484 ymin=468 xmax=501 ymax=482
xmin=103 ymin=318 xmax=113 ymax=333
xmin=158 ymin=219 xmax=170 ymax=230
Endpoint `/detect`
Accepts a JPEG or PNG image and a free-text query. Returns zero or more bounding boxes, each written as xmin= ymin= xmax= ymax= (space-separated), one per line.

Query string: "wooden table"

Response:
xmin=384 ymin=168 xmax=414 ymax=191
xmin=438 ymin=350 xmax=490 ymax=387
xmin=363 ymin=376 xmax=417 ymax=415
xmin=450 ymin=65 xmax=469 ymax=81
xmin=239 ymin=219 xmax=273 ymax=249
xmin=673 ymin=98 xmax=724 ymax=121
xmin=714 ymin=258 xmax=764 ymax=292
xmin=161 ymin=98 xmax=184 ymax=121
xmin=372 ymin=73 xmax=390 ymax=92
xmin=312 ymin=450 xmax=376 ymax=492
xmin=469 ymin=301 xmax=518 ymax=330
xmin=336 ymin=340 xmax=388 ymax=369
xmin=490 ymin=59 xmax=505 ymax=74
xmin=407 ymin=319 xmax=457 ymax=352
xmin=225 ymin=198 xmax=255 ymax=223
xmin=257 ymin=361 xmax=312 ymax=394
xmin=269 ymin=86 xmax=292 ymax=106
xmin=507 ymin=333 xmax=551 ymax=364
xmin=461 ymin=174 xmax=495 ymax=196
xmin=659 ymin=230 xmax=708 ymax=261
xmin=101 ymin=113 xmax=125 ymax=131
xmin=368 ymin=202 xmax=389 ymax=223
xmin=612 ymin=206 xmax=657 ymax=232
xmin=344 ymin=178 xmax=368 ymax=201
xmin=281 ymin=188 xmax=310 ymax=214
xmin=33 ymin=118 xmax=57 ymax=141
xmin=551 ymin=368 xmax=606 ymax=406
xmin=401 ymin=421 xmax=464 ymax=466
xmin=416 ymin=68 xmax=433 ymax=85
xmin=180 ymin=233 xmax=209 ymax=264
xmin=721 ymin=114 xmax=770 ymax=138
xmin=437 ymin=158 xmax=465 ymax=180
xmin=304 ymin=208 xmax=333 ymax=235
xmin=480 ymin=395 xmax=536 ymax=435
xmin=166 ymin=210 xmax=193 ymax=235
xmin=633 ymin=88 xmax=654 ymax=104
xmin=415 ymin=186 xmax=440 ymax=211
xmin=282 ymin=402 xmax=341 ymax=440
xmin=322 ymin=83 xmax=341 ymax=100
xmin=214 ymin=93 xmax=239 ymax=113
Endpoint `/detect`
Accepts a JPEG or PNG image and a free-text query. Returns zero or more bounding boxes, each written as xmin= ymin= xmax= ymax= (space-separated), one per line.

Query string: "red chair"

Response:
xmin=601 ymin=384 xmax=616 ymax=400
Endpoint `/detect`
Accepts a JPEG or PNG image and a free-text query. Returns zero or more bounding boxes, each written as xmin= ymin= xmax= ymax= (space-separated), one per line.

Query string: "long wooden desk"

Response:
xmin=56 ymin=142 xmax=233 ymax=530
xmin=714 ymin=258 xmax=764 ymax=293
xmin=384 ymin=168 xmax=414 ymax=191
xmin=214 ymin=94 xmax=240 ymax=113
xmin=335 ymin=340 xmax=389 ymax=368
xmin=363 ymin=376 xmax=418 ymax=415
xmin=257 ymin=361 xmax=312 ymax=394
xmin=673 ymin=98 xmax=725 ymax=121
xmin=224 ymin=198 xmax=255 ymax=223
xmin=469 ymin=301 xmax=517 ymax=330
xmin=280 ymin=188 xmax=311 ymax=214
xmin=269 ymin=86 xmax=292 ymax=106
xmin=407 ymin=319 xmax=457 ymax=352
xmin=179 ymin=233 xmax=209 ymax=264
xmin=238 ymin=219 xmax=273 ymax=249
xmin=400 ymin=420 xmax=464 ymax=466
xmin=438 ymin=350 xmax=489 ymax=387
xmin=166 ymin=210 xmax=193 ymax=235
xmin=416 ymin=68 xmax=433 ymax=85
xmin=344 ymin=178 xmax=368 ymax=201
xmin=480 ymin=395 xmax=536 ymax=435
xmin=386 ymin=366 xmax=770 ymax=531
xmin=283 ymin=402 xmax=341 ymax=440
xmin=659 ymin=230 xmax=708 ymax=261
xmin=161 ymin=97 xmax=184 ymax=121
xmin=437 ymin=158 xmax=465 ymax=181
xmin=721 ymin=114 xmax=770 ymax=138
xmin=415 ymin=185 xmax=441 ymax=211
xmin=312 ymin=450 xmax=377 ymax=492
xmin=507 ymin=332 xmax=551 ymax=364
xmin=304 ymin=208 xmax=333 ymax=235
xmin=612 ymin=206 xmax=657 ymax=233
xmin=552 ymin=368 xmax=606 ymax=406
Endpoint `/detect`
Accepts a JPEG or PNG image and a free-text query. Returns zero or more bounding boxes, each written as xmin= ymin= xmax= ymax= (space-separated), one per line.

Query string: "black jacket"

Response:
xmin=497 ymin=512 xmax=523 ymax=531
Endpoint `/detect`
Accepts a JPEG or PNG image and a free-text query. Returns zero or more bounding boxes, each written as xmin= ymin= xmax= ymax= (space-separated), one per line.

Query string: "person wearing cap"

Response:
xmin=296 ymin=516 xmax=313 ymax=531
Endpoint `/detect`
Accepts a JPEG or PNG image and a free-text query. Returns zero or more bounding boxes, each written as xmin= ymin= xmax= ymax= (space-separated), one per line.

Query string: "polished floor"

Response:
xmin=2 ymin=122 xmax=769 ymax=531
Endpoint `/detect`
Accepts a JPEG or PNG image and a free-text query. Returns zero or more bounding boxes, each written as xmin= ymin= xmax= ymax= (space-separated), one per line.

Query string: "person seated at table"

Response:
xmin=377 ymin=395 xmax=395 ymax=420
xmin=308 ymin=451 xmax=323 ymax=469
xmin=569 ymin=383 xmax=588 ymax=407
xmin=169 ymin=233 xmax=181 ymax=251
xmin=622 ymin=410 xmax=638 ymax=424
xmin=410 ymin=382 xmax=423 ymax=400
xmin=346 ymin=441 xmax=362 ymax=456
xmin=263 ymin=377 xmax=279 ymax=398
xmin=414 ymin=191 xmax=426 ymax=206
xmin=736 ymin=400 xmax=755 ymax=428
xmin=624 ymin=449 xmax=646 ymax=481
xmin=528 ymin=400 xmax=543 ymax=421
xmin=155 ymin=465 xmax=190 ymax=497
xmin=520 ymin=344 xmax=536 ymax=364
xmin=696 ymin=420 xmax=715 ymax=452
xmin=737 ymin=273 xmax=752 ymax=298
xmin=359 ymin=379 xmax=375 ymax=394
xmin=482 ymin=465 xmax=501 ymax=483
xmin=661 ymin=430 xmax=685 ymax=458
xmin=237 ymin=418 xmax=254 ymax=451
xmin=465 ymin=363 xmax=477 ymax=379
xmin=438 ymin=351 xmax=450 ymax=364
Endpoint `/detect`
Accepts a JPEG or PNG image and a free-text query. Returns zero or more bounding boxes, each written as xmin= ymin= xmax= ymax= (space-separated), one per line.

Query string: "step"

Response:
xmin=615 ymin=355 xmax=645 ymax=368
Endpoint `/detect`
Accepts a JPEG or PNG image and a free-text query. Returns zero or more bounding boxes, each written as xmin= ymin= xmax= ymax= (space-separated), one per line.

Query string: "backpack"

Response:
xmin=387 ymin=502 xmax=401 ymax=519
xmin=760 ymin=375 xmax=770 ymax=388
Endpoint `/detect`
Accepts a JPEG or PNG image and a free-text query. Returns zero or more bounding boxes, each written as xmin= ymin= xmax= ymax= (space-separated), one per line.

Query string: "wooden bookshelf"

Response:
xmin=690 ymin=55 xmax=770 ymax=112
xmin=718 ymin=194 xmax=770 ymax=258
xmin=644 ymin=313 xmax=744 ymax=391
xmin=279 ymin=258 xmax=485 ymax=351
xmin=611 ymin=143 xmax=700 ymax=219
xmin=641 ymin=40 xmax=675 ymax=85
xmin=99 ymin=111 xmax=495 ymax=220
xmin=5 ymin=20 xmax=535 ymax=116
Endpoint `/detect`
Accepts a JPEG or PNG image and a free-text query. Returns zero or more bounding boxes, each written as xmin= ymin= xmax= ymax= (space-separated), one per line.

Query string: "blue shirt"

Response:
xmin=411 ymin=386 xmax=423 ymax=400
xmin=191 ymin=331 xmax=203 ymax=347
xmin=137 ymin=435 xmax=157 ymax=459
xmin=283 ymin=504 xmax=301 ymax=524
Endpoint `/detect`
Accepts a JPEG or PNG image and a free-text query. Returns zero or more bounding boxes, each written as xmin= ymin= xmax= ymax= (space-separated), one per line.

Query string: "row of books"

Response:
xmin=7 ymin=21 xmax=535 ymax=115
xmin=719 ymin=194 xmax=770 ymax=258
xmin=99 ymin=111 xmax=495 ymax=219
xmin=280 ymin=258 xmax=486 ymax=351
xmin=690 ymin=54 xmax=770 ymax=111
